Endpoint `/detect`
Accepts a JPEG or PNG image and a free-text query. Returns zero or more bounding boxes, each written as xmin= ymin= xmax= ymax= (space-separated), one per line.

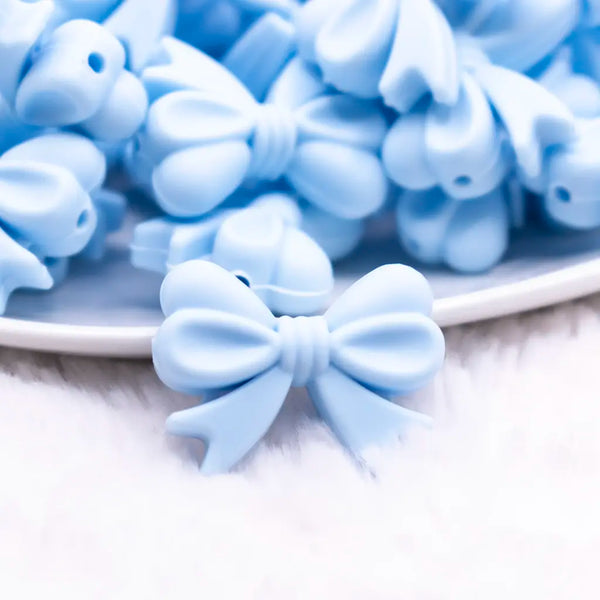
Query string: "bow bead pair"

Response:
xmin=132 ymin=193 xmax=335 ymax=316
xmin=153 ymin=260 xmax=445 ymax=474
xmin=138 ymin=52 xmax=389 ymax=220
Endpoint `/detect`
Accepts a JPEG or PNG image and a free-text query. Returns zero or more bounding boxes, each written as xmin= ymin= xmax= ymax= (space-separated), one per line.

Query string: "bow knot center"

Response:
xmin=277 ymin=315 xmax=330 ymax=387
xmin=248 ymin=103 xmax=298 ymax=181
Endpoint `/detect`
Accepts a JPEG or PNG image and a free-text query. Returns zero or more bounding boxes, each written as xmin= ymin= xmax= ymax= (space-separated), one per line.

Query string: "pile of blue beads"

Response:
xmin=3 ymin=0 xmax=600 ymax=471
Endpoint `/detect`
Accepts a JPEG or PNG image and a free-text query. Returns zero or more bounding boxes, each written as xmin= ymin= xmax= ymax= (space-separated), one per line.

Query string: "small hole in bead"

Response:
xmin=454 ymin=175 xmax=472 ymax=187
xmin=44 ymin=257 xmax=58 ymax=267
xmin=236 ymin=275 xmax=251 ymax=287
xmin=77 ymin=210 xmax=90 ymax=228
xmin=555 ymin=186 xmax=571 ymax=203
xmin=88 ymin=53 xmax=105 ymax=73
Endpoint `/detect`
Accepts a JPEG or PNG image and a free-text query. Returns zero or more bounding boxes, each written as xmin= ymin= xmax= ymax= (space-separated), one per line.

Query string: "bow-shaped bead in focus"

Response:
xmin=153 ymin=261 xmax=445 ymax=474
xmin=138 ymin=55 xmax=389 ymax=220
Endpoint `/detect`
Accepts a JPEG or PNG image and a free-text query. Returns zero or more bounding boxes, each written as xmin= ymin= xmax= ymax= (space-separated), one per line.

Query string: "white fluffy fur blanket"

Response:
xmin=1 ymin=297 xmax=599 ymax=599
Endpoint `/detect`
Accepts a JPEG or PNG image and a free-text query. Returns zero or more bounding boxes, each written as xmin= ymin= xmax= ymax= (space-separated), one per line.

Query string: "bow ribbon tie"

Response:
xmin=141 ymin=57 xmax=389 ymax=220
xmin=153 ymin=260 xmax=445 ymax=474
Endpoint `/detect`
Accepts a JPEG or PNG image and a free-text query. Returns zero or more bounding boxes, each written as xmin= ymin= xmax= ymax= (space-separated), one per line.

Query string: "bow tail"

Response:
xmin=308 ymin=368 xmax=432 ymax=462
xmin=166 ymin=367 xmax=293 ymax=475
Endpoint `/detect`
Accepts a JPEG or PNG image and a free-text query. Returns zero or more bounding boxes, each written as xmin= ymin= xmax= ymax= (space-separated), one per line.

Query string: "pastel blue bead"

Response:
xmin=212 ymin=207 xmax=334 ymax=315
xmin=0 ymin=131 xmax=110 ymax=309
xmin=396 ymin=187 xmax=510 ymax=273
xmin=383 ymin=72 xmax=509 ymax=200
xmin=16 ymin=19 xmax=126 ymax=126
xmin=154 ymin=261 xmax=444 ymax=473
xmin=132 ymin=195 xmax=334 ymax=315
xmin=143 ymin=55 xmax=389 ymax=219
xmin=295 ymin=0 xmax=459 ymax=112
xmin=0 ymin=161 xmax=96 ymax=257
xmin=103 ymin=0 xmax=177 ymax=72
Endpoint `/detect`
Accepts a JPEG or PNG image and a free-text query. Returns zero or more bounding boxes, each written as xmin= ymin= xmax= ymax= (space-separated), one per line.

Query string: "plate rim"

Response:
xmin=2 ymin=257 xmax=600 ymax=358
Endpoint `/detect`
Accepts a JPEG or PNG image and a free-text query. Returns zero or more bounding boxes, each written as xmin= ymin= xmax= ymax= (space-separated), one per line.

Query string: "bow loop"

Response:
xmin=330 ymin=313 xmax=445 ymax=394
xmin=160 ymin=260 xmax=277 ymax=326
xmin=145 ymin=90 xmax=255 ymax=162
xmin=295 ymin=95 xmax=388 ymax=151
xmin=325 ymin=265 xmax=434 ymax=331
xmin=152 ymin=308 xmax=280 ymax=394
xmin=314 ymin=0 xmax=399 ymax=98
xmin=286 ymin=142 xmax=388 ymax=219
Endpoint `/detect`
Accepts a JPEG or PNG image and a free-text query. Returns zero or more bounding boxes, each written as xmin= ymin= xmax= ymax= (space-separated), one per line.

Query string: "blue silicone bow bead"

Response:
xmin=0 ymin=133 xmax=104 ymax=311
xmin=138 ymin=52 xmax=389 ymax=219
xmin=383 ymin=51 xmax=576 ymax=200
xmin=132 ymin=193 xmax=335 ymax=315
xmin=0 ymin=3 xmax=148 ymax=141
xmin=153 ymin=260 xmax=445 ymax=474
xmin=294 ymin=0 xmax=460 ymax=112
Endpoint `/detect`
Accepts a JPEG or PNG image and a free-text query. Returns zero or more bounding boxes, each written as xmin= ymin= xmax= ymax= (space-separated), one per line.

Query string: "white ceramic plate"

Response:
xmin=2 ymin=223 xmax=600 ymax=357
